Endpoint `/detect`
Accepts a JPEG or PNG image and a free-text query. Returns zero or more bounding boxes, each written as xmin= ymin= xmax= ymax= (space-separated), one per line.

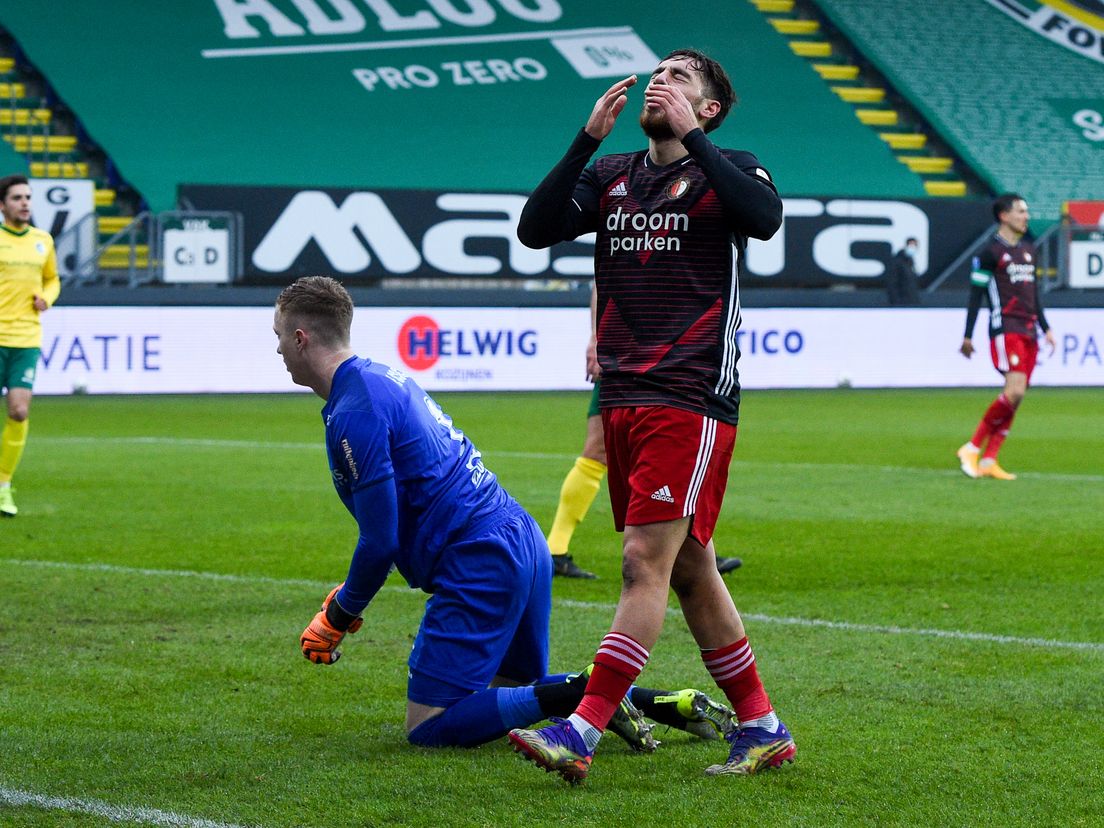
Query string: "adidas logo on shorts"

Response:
xmin=650 ymin=485 xmax=675 ymax=503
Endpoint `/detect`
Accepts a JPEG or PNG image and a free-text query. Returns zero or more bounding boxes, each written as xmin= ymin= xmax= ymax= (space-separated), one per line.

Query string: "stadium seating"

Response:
xmin=0 ymin=1 xmax=924 ymax=210
xmin=812 ymin=0 xmax=1104 ymax=220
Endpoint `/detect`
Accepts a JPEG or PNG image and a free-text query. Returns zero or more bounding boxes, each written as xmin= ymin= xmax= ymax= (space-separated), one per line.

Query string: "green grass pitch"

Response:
xmin=1 ymin=388 xmax=1102 ymax=827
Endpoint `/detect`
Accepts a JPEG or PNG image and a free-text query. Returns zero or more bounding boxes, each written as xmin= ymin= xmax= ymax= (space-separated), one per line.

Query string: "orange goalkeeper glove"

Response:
xmin=300 ymin=583 xmax=363 ymax=665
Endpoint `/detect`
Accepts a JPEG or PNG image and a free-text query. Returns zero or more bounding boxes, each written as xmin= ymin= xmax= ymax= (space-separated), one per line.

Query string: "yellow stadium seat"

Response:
xmin=98 ymin=216 xmax=134 ymax=235
xmin=0 ymin=58 xmax=14 ymax=74
xmin=752 ymin=0 xmax=795 ymax=12
xmin=899 ymin=155 xmax=954 ymax=174
xmin=99 ymin=245 xmax=150 ymax=268
xmin=771 ymin=19 xmax=820 ymax=35
xmin=856 ymin=109 xmax=898 ymax=126
xmin=790 ymin=41 xmax=832 ymax=57
xmin=0 ymin=82 xmax=26 ymax=98
xmin=0 ymin=108 xmax=51 ymax=126
xmin=924 ymin=180 xmax=967 ymax=197
xmin=6 ymin=134 xmax=78 ymax=153
xmin=833 ymin=86 xmax=886 ymax=104
xmin=29 ymin=161 xmax=89 ymax=178
xmin=814 ymin=64 xmax=860 ymax=81
xmin=95 ymin=189 xmax=117 ymax=208
xmin=879 ymin=133 xmax=927 ymax=150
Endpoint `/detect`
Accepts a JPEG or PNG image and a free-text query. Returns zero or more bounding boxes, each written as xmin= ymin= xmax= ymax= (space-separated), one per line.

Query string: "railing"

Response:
xmin=54 ymin=210 xmax=244 ymax=287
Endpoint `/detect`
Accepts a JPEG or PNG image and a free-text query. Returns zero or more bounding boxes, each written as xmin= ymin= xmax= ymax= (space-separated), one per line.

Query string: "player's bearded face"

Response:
xmin=639 ymin=90 xmax=705 ymax=140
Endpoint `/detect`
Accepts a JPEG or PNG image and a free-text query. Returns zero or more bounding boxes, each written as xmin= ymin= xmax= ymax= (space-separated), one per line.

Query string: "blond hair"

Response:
xmin=275 ymin=276 xmax=353 ymax=347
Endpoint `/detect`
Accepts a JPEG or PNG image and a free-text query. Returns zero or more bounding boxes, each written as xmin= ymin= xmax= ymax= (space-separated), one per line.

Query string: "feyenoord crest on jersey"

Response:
xmin=666 ymin=177 xmax=691 ymax=199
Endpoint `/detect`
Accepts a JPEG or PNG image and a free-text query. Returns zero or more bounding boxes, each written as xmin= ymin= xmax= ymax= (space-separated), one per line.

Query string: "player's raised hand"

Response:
xmin=585 ymin=75 xmax=637 ymax=141
xmin=960 ymin=338 xmax=975 ymax=358
xmin=300 ymin=583 xmax=362 ymax=664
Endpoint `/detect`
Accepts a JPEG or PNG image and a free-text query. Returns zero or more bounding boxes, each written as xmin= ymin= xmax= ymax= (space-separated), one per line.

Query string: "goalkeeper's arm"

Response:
xmin=301 ymin=477 xmax=399 ymax=664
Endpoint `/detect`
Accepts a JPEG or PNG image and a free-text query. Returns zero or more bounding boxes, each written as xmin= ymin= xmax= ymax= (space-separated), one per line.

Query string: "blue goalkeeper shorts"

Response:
xmin=407 ymin=509 xmax=552 ymax=708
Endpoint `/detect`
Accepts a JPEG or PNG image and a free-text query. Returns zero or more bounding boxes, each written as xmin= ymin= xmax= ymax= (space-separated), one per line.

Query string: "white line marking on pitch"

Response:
xmin=34 ymin=436 xmax=1104 ymax=483
xmin=0 ymin=785 xmax=252 ymax=828
xmin=6 ymin=558 xmax=1102 ymax=654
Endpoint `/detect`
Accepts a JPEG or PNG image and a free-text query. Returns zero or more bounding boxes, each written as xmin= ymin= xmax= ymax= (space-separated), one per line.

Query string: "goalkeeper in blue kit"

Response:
xmin=275 ymin=276 xmax=737 ymax=749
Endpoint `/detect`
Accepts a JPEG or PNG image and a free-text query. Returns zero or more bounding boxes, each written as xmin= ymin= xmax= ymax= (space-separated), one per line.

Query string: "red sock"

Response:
xmin=982 ymin=410 xmax=1017 ymax=460
xmin=984 ymin=395 xmax=1015 ymax=461
xmin=703 ymin=637 xmax=772 ymax=723
xmin=972 ymin=394 xmax=1016 ymax=448
xmin=575 ymin=632 xmax=649 ymax=730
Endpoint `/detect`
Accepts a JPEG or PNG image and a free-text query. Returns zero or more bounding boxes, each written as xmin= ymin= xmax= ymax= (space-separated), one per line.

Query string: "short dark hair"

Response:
xmin=663 ymin=48 xmax=736 ymax=132
xmin=906 ymin=237 xmax=918 ymax=245
xmin=275 ymin=276 xmax=353 ymax=347
xmin=0 ymin=174 xmax=29 ymax=201
xmin=992 ymin=193 xmax=1024 ymax=223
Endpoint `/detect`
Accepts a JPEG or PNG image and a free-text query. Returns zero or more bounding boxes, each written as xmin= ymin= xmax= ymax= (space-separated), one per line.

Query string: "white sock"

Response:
xmin=0 ymin=482 xmax=10 ymax=489
xmin=740 ymin=710 xmax=780 ymax=732
xmin=567 ymin=713 xmax=602 ymax=751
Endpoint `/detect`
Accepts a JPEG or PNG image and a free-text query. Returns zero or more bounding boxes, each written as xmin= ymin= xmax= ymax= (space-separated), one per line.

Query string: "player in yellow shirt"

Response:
xmin=0 ymin=174 xmax=59 ymax=516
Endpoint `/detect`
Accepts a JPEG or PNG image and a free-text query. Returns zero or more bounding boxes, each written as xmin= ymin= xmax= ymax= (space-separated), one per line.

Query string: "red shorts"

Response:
xmin=990 ymin=333 xmax=1037 ymax=382
xmin=602 ymin=405 xmax=737 ymax=546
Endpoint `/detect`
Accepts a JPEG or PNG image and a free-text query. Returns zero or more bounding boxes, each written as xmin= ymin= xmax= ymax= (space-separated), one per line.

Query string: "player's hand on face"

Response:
xmin=644 ymin=81 xmax=700 ymax=140
xmin=960 ymin=338 xmax=974 ymax=358
xmin=585 ymin=75 xmax=637 ymax=141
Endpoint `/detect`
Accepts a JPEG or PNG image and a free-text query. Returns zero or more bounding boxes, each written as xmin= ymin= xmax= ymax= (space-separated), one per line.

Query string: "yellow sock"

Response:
xmin=547 ymin=456 xmax=607 ymax=555
xmin=0 ymin=416 xmax=29 ymax=484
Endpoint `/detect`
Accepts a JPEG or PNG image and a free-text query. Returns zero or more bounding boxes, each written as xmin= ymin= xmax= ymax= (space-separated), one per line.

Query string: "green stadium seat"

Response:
xmin=815 ymin=0 xmax=1104 ymax=220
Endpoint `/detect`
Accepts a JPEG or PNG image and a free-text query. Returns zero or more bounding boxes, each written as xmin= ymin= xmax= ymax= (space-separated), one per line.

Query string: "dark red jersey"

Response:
xmin=517 ymin=129 xmax=781 ymax=425
xmin=966 ymin=234 xmax=1048 ymax=339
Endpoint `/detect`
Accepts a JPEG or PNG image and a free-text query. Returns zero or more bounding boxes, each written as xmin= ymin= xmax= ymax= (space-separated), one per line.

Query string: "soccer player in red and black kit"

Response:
xmin=957 ymin=193 xmax=1056 ymax=481
xmin=507 ymin=49 xmax=794 ymax=783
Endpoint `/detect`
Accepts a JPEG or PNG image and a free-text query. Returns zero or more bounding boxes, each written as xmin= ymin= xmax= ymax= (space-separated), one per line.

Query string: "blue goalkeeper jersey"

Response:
xmin=322 ymin=356 xmax=521 ymax=611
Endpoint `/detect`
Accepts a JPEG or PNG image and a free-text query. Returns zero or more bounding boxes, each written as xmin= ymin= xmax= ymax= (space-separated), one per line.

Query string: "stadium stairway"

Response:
xmin=748 ymin=0 xmax=981 ymax=198
xmin=0 ymin=31 xmax=147 ymax=277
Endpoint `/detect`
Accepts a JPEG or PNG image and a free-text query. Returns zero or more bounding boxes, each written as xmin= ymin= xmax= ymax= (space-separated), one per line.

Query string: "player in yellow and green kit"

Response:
xmin=0 ymin=175 xmax=59 ymax=516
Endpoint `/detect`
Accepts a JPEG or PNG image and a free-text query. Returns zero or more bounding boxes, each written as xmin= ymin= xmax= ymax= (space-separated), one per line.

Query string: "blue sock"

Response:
xmin=407 ymin=687 xmax=543 ymax=748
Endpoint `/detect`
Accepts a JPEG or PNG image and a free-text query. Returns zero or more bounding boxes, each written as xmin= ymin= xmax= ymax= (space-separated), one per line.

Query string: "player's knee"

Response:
xmin=7 ymin=404 xmax=28 ymax=422
xmin=620 ymin=541 xmax=665 ymax=589
xmin=407 ymin=714 xmax=447 ymax=747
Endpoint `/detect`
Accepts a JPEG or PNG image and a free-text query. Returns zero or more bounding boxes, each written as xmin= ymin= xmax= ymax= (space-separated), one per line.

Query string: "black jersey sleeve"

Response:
xmin=681 ymin=129 xmax=783 ymax=241
xmin=964 ymin=284 xmax=988 ymax=339
xmin=1034 ymin=278 xmax=1050 ymax=333
xmin=517 ymin=128 xmax=603 ymax=249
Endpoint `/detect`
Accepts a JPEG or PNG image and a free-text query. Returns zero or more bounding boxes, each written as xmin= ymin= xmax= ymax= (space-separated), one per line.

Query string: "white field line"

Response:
xmin=0 ymin=785 xmax=252 ymax=828
xmin=34 ymin=436 xmax=1104 ymax=483
xmin=201 ymin=25 xmax=634 ymax=59
xmin=6 ymin=558 xmax=1103 ymax=654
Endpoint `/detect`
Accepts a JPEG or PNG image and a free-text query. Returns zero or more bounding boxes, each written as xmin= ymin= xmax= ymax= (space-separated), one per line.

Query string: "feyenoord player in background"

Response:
xmin=0 ymin=175 xmax=59 ymax=516
xmin=957 ymin=194 xmax=1056 ymax=481
xmin=508 ymin=49 xmax=794 ymax=782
